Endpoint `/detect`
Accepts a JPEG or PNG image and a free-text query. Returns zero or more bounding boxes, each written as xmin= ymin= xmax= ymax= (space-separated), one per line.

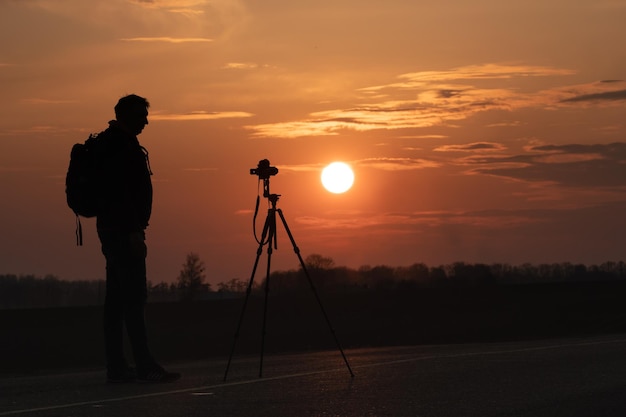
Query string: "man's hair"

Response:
xmin=114 ymin=94 xmax=150 ymax=119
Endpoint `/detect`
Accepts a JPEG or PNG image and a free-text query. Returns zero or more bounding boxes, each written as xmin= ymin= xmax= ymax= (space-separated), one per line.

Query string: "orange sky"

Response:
xmin=1 ymin=0 xmax=626 ymax=286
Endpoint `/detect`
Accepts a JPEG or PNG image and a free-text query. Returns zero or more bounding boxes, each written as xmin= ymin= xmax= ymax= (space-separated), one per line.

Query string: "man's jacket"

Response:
xmin=96 ymin=121 xmax=153 ymax=234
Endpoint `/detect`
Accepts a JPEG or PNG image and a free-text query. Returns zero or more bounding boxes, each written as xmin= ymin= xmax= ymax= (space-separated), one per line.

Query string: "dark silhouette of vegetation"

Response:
xmin=2 ymin=257 xmax=625 ymax=308
xmin=217 ymin=278 xmax=255 ymax=294
xmin=176 ymin=252 xmax=209 ymax=302
xmin=0 ymin=274 xmax=105 ymax=309
xmin=265 ymin=257 xmax=626 ymax=294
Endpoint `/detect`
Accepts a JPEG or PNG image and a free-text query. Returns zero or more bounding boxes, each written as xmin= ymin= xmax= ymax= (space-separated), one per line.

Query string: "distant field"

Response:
xmin=2 ymin=281 xmax=626 ymax=375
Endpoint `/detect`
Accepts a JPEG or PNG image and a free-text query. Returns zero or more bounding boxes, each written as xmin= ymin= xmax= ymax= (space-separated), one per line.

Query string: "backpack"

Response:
xmin=65 ymin=133 xmax=101 ymax=245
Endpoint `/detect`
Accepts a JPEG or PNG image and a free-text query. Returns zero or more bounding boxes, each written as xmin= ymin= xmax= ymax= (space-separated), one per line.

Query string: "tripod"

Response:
xmin=223 ymin=178 xmax=354 ymax=381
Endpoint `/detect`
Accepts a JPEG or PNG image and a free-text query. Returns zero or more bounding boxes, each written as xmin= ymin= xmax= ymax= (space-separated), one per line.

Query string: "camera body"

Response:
xmin=250 ymin=159 xmax=278 ymax=179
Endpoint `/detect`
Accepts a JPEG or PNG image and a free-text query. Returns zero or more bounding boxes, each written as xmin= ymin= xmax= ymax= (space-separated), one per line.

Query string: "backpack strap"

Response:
xmin=141 ymin=145 xmax=153 ymax=175
xmin=75 ymin=214 xmax=83 ymax=246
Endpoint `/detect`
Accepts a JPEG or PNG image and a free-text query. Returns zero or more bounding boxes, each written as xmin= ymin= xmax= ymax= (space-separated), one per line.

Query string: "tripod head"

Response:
xmin=261 ymin=178 xmax=281 ymax=203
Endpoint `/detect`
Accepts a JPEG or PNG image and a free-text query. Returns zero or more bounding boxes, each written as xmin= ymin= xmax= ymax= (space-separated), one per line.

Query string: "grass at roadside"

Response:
xmin=2 ymin=281 xmax=626 ymax=375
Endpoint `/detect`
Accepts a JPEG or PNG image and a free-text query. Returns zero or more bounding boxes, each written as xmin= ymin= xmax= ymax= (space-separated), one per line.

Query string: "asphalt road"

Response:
xmin=2 ymin=335 xmax=626 ymax=417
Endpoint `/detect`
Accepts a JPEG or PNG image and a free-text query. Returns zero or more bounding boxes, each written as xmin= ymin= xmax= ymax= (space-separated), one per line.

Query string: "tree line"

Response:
xmin=258 ymin=256 xmax=626 ymax=293
xmin=1 ymin=255 xmax=625 ymax=309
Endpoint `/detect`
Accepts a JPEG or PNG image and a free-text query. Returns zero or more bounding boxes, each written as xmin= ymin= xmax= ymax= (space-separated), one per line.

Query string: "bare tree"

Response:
xmin=176 ymin=252 xmax=207 ymax=301
xmin=304 ymin=254 xmax=335 ymax=270
xmin=217 ymin=278 xmax=251 ymax=294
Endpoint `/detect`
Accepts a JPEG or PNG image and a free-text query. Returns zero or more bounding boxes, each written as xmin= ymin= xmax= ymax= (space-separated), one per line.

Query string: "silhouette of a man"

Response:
xmin=96 ymin=94 xmax=179 ymax=383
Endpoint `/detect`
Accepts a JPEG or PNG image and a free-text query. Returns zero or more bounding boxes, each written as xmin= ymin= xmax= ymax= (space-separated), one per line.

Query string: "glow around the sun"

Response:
xmin=321 ymin=162 xmax=355 ymax=194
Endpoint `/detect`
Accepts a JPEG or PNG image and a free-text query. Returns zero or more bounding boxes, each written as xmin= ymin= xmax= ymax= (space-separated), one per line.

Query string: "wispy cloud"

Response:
xmin=247 ymin=64 xmax=626 ymax=139
xmin=487 ymin=121 xmax=523 ymax=128
xmin=0 ymin=126 xmax=86 ymax=136
xmin=182 ymin=167 xmax=218 ymax=172
xmin=223 ymin=62 xmax=269 ymax=70
xmin=246 ymin=64 xmax=580 ymax=138
xmin=150 ymin=111 xmax=253 ymax=121
xmin=130 ymin=0 xmax=208 ymax=15
xmin=274 ymin=157 xmax=440 ymax=173
xmin=357 ymin=157 xmax=441 ymax=171
xmin=23 ymin=0 xmax=230 ymax=31
xmin=398 ymin=134 xmax=448 ymax=139
xmin=434 ymin=142 xmax=507 ymax=152
xmin=296 ymin=208 xmax=539 ymax=231
xmin=560 ymin=89 xmax=626 ymax=104
xmin=129 ymin=0 xmax=210 ymax=8
xmin=127 ymin=0 xmax=212 ymax=16
xmin=20 ymin=98 xmax=78 ymax=105
xmin=467 ymin=142 xmax=626 ymax=188
xmin=248 ymin=97 xmax=493 ymax=138
xmin=361 ymin=64 xmax=575 ymax=92
xmin=120 ymin=37 xmax=213 ymax=43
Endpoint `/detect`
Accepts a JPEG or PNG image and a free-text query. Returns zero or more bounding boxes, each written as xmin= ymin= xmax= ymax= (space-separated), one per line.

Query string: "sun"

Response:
xmin=321 ymin=162 xmax=354 ymax=194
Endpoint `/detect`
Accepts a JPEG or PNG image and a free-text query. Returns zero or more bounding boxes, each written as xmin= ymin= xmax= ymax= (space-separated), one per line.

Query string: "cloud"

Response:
xmin=246 ymin=64 xmax=626 ymax=139
xmin=150 ymin=111 xmax=253 ymax=121
xmin=398 ymin=135 xmax=448 ymax=139
xmin=20 ymin=98 xmax=78 ymax=105
xmin=0 ymin=125 xmax=85 ymax=136
xmin=551 ymin=80 xmax=626 ymax=108
xmin=182 ymin=167 xmax=218 ymax=172
xmin=246 ymin=63 xmax=583 ymax=138
xmin=434 ymin=142 xmax=507 ymax=152
xmin=120 ymin=37 xmax=213 ymax=43
xmin=531 ymin=143 xmax=626 ymax=155
xmin=560 ymin=89 xmax=626 ymax=104
xmin=129 ymin=0 xmax=210 ymax=8
xmin=295 ymin=208 xmax=540 ymax=232
xmin=249 ymin=120 xmax=354 ymax=138
xmin=129 ymin=0 xmax=209 ymax=15
xmin=272 ymin=157 xmax=440 ymax=173
xmin=126 ymin=0 xmax=250 ymax=41
xmin=223 ymin=62 xmax=264 ymax=70
xmin=359 ymin=64 xmax=575 ymax=93
xmin=468 ymin=142 xmax=626 ymax=188
xmin=402 ymin=63 xmax=575 ymax=81
xmin=24 ymin=0 xmax=248 ymax=43
xmin=247 ymin=94 xmax=512 ymax=138
xmin=357 ymin=157 xmax=441 ymax=171
xmin=487 ymin=121 xmax=523 ymax=128
xmin=531 ymin=153 xmax=604 ymax=164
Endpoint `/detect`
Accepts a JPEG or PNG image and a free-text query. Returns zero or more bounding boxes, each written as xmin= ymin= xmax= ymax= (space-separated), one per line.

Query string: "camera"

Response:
xmin=250 ymin=159 xmax=278 ymax=179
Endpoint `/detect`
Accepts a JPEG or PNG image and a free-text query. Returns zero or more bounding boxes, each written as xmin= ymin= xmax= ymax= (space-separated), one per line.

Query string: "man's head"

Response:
xmin=114 ymin=94 xmax=150 ymax=136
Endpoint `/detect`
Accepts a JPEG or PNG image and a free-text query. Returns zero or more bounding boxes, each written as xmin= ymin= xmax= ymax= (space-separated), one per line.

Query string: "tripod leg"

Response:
xmin=223 ymin=211 xmax=273 ymax=382
xmin=259 ymin=208 xmax=276 ymax=378
xmin=275 ymin=209 xmax=355 ymax=378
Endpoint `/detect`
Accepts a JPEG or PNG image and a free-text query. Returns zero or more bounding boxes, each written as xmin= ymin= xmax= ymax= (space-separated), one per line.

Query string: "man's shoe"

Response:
xmin=137 ymin=365 xmax=181 ymax=383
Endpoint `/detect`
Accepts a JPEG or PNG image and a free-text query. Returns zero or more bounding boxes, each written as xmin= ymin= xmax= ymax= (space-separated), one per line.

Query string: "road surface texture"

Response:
xmin=2 ymin=335 xmax=626 ymax=416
